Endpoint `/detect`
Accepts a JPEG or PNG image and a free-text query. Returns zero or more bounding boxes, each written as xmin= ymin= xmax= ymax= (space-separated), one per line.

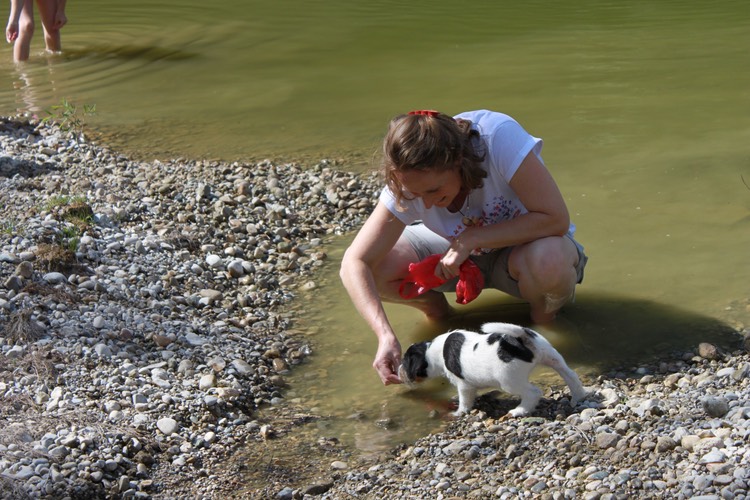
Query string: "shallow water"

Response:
xmin=1 ymin=0 xmax=749 ymax=452
xmin=285 ymin=237 xmax=741 ymax=453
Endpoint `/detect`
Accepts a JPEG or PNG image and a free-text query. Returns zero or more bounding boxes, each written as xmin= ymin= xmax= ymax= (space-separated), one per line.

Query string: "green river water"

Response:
xmin=1 ymin=0 xmax=749 ymax=453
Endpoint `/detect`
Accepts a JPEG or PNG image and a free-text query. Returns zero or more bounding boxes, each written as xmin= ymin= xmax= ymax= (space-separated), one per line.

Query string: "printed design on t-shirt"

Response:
xmin=449 ymin=196 xmax=522 ymax=251
xmin=473 ymin=196 xmax=523 ymax=254
xmin=486 ymin=196 xmax=522 ymax=225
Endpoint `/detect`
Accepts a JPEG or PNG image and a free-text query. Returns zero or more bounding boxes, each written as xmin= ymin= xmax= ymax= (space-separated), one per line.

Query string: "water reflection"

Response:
xmin=7 ymin=59 xmax=65 ymax=117
xmin=289 ymin=286 xmax=740 ymax=453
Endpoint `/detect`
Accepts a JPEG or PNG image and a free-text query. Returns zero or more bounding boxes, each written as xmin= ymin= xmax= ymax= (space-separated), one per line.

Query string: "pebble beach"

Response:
xmin=1 ymin=116 xmax=749 ymax=499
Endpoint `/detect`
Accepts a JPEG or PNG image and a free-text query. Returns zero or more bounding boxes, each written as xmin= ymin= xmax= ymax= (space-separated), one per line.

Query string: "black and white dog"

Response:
xmin=399 ymin=322 xmax=587 ymax=417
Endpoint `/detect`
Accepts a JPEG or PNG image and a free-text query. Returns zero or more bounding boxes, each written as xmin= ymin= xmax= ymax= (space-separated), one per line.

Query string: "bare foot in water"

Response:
xmin=425 ymin=305 xmax=456 ymax=322
xmin=413 ymin=290 xmax=455 ymax=322
xmin=530 ymin=308 xmax=557 ymax=324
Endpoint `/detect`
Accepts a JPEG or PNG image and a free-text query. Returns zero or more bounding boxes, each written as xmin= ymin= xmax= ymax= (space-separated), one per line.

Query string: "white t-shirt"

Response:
xmin=379 ymin=109 xmax=573 ymax=251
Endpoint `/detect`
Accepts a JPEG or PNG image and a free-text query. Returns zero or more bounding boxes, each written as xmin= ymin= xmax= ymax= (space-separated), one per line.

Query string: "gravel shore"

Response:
xmin=0 ymin=116 xmax=377 ymax=498
xmin=1 ymin=116 xmax=749 ymax=499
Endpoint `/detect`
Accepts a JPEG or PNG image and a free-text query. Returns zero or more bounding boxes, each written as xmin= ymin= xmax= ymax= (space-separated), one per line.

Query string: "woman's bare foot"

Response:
xmin=530 ymin=307 xmax=557 ymax=324
xmin=425 ymin=304 xmax=456 ymax=322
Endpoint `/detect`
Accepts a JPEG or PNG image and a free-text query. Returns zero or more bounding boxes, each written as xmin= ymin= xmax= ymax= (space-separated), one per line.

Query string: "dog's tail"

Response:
xmin=481 ymin=323 xmax=587 ymax=405
xmin=532 ymin=330 xmax=587 ymax=405
xmin=480 ymin=322 xmax=529 ymax=337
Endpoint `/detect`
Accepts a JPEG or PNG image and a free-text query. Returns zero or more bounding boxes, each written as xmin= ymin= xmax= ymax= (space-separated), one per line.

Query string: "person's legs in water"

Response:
xmin=11 ymin=0 xmax=35 ymax=61
xmin=35 ymin=0 xmax=64 ymax=54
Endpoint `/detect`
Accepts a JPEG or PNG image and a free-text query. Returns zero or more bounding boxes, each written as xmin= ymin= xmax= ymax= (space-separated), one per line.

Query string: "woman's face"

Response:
xmin=395 ymin=167 xmax=463 ymax=209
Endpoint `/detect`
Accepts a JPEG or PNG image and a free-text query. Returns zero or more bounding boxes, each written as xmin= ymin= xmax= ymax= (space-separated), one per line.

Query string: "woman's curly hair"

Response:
xmin=381 ymin=111 xmax=486 ymax=209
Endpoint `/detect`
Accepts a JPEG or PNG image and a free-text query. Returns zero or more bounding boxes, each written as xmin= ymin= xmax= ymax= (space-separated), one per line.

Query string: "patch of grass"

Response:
xmin=59 ymin=225 xmax=81 ymax=253
xmin=43 ymin=194 xmax=86 ymax=212
xmin=42 ymin=194 xmax=70 ymax=211
xmin=61 ymin=200 xmax=94 ymax=231
xmin=164 ymin=228 xmax=201 ymax=251
xmin=40 ymin=98 xmax=96 ymax=140
xmin=0 ymin=349 xmax=59 ymax=403
xmin=62 ymin=200 xmax=94 ymax=221
xmin=43 ymin=196 xmax=94 ymax=228
xmin=0 ymin=219 xmax=16 ymax=236
xmin=40 ymin=195 xmax=95 ymax=253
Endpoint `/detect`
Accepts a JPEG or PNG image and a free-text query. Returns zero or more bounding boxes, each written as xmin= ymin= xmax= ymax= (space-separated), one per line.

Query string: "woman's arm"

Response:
xmin=439 ymin=151 xmax=570 ymax=277
xmin=340 ymin=201 xmax=407 ymax=385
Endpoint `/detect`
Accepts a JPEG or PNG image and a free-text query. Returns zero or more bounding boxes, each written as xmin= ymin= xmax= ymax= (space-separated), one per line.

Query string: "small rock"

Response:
xmin=153 ymin=334 xmax=173 ymax=347
xmin=656 ymin=436 xmax=678 ymax=453
xmin=260 ymin=425 xmax=274 ymax=440
xmin=184 ymin=332 xmax=209 ymax=346
xmin=199 ymin=373 xmax=217 ymax=390
xmin=273 ymin=358 xmax=289 ymax=373
xmin=15 ymin=261 xmax=33 ymax=278
xmin=698 ymin=343 xmax=719 ymax=360
xmin=42 ymin=272 xmax=67 ymax=284
xmin=303 ymin=482 xmax=333 ymax=496
xmin=276 ymin=487 xmax=294 ymax=500
xmin=700 ymin=449 xmax=727 ymax=464
xmin=231 ymin=359 xmax=253 ymax=375
xmin=205 ymin=254 xmax=223 ymax=268
xmin=596 ymin=432 xmax=620 ymax=449
xmin=702 ymin=396 xmax=730 ymax=418
xmin=157 ymin=417 xmax=180 ymax=436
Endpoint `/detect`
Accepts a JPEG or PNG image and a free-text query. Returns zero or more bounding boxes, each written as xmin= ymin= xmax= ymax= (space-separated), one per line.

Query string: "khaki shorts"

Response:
xmin=403 ymin=222 xmax=588 ymax=299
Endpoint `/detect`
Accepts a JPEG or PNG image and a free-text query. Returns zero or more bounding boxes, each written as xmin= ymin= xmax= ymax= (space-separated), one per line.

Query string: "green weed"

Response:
xmin=59 ymin=225 xmax=81 ymax=252
xmin=41 ymin=195 xmax=94 ymax=253
xmin=0 ymin=219 xmax=16 ymax=235
xmin=43 ymin=194 xmax=78 ymax=211
xmin=41 ymin=98 xmax=96 ymax=139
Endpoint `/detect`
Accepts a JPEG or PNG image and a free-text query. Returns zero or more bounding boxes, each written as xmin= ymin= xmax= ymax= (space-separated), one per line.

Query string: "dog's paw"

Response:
xmin=569 ymin=386 xmax=596 ymax=407
xmin=508 ymin=407 xmax=530 ymax=418
xmin=570 ymin=392 xmax=585 ymax=407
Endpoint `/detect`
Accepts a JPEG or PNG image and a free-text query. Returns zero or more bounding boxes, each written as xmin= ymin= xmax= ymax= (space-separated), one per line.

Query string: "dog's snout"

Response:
xmin=397 ymin=364 xmax=407 ymax=382
xmin=397 ymin=365 xmax=417 ymax=387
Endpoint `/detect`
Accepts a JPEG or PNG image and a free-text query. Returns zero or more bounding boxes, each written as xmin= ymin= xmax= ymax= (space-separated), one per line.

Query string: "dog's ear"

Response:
xmin=402 ymin=342 xmax=430 ymax=380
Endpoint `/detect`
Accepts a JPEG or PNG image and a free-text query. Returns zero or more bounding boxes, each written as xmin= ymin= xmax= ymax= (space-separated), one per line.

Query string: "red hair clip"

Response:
xmin=408 ymin=110 xmax=440 ymax=117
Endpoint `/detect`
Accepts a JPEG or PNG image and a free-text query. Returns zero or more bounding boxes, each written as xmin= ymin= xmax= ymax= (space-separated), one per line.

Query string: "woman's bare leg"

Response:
xmin=509 ymin=236 xmax=580 ymax=324
xmin=373 ymin=236 xmax=453 ymax=320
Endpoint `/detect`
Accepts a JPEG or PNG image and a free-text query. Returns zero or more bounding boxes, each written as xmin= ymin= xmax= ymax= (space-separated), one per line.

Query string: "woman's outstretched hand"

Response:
xmin=373 ymin=335 xmax=403 ymax=385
